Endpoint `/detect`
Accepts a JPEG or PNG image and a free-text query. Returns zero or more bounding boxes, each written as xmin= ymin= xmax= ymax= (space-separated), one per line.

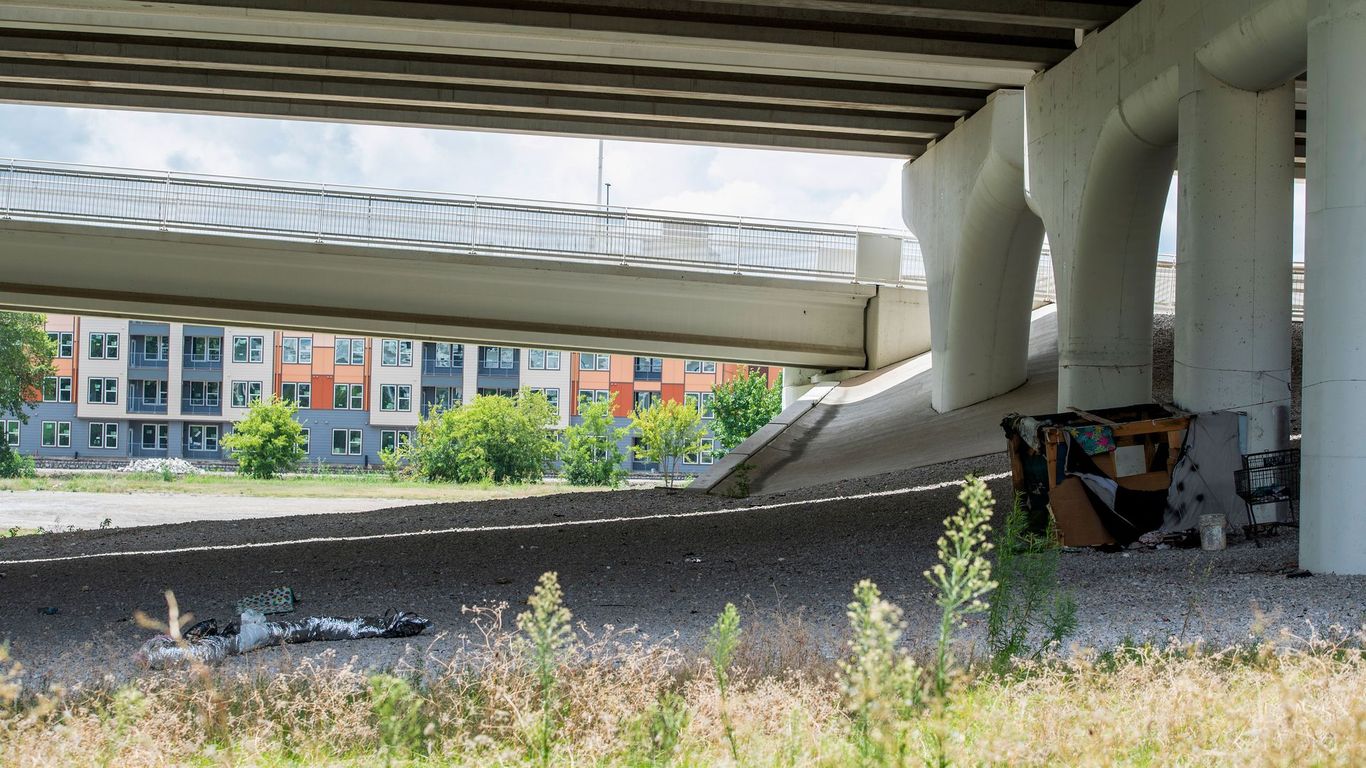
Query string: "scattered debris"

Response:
xmin=117 ymin=458 xmax=202 ymax=475
xmin=41 ymin=606 xmax=58 ymax=615
xmin=136 ymin=609 xmax=433 ymax=669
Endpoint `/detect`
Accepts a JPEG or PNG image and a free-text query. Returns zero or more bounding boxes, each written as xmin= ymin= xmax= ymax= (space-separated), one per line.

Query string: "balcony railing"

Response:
xmin=129 ymin=351 xmax=170 ymax=369
xmin=127 ymin=395 xmax=168 ymax=414
xmin=182 ymin=354 xmax=223 ymax=371
xmin=422 ymin=360 xmax=462 ymax=376
xmin=180 ymin=400 xmax=222 ymax=416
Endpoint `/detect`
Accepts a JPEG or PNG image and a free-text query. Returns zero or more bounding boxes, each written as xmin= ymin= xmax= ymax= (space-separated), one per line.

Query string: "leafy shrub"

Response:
xmin=0 ymin=445 xmax=35 ymax=479
xmin=629 ymin=399 xmax=704 ymax=488
xmin=560 ymin=394 xmax=628 ymax=487
xmin=220 ymin=396 xmax=306 ymax=479
xmin=710 ymin=368 xmax=782 ymax=451
xmin=409 ymin=392 xmax=559 ymax=484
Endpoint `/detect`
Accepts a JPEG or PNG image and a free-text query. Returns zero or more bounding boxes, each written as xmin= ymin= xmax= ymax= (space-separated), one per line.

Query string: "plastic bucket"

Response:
xmin=1199 ymin=514 xmax=1227 ymax=551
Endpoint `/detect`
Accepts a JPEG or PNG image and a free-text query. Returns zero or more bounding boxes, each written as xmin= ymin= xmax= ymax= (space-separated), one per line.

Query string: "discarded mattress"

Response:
xmin=136 ymin=609 xmax=433 ymax=669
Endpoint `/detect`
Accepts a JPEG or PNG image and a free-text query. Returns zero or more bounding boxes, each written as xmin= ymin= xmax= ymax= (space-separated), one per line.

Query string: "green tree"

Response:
xmin=408 ymin=391 xmax=559 ymax=484
xmin=0 ymin=312 xmax=54 ymax=478
xmin=559 ymin=393 xmax=628 ymax=487
xmin=709 ymin=368 xmax=782 ymax=451
xmin=629 ymin=398 xmax=703 ymax=489
xmin=221 ymin=396 xmax=307 ymax=479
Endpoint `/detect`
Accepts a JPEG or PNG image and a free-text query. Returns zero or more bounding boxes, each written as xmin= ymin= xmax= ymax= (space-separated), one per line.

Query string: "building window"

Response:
xmin=477 ymin=387 xmax=518 ymax=398
xmin=333 ymin=383 xmax=364 ymax=410
xmin=1 ymin=420 xmax=19 ymax=448
xmin=380 ymin=430 xmax=411 ymax=452
xmin=187 ymin=380 xmax=222 ymax=407
xmin=380 ymin=384 xmax=412 ymax=412
xmin=579 ymin=352 xmax=611 ymax=371
xmin=133 ymin=379 xmax=168 ymax=406
xmin=88 ymin=377 xmax=119 ymax=405
xmin=334 ymin=338 xmax=365 ymax=366
xmin=380 ymin=339 xmax=414 ymax=367
xmin=48 ymin=331 xmax=73 ymax=358
xmin=232 ymin=335 xmax=264 ymax=363
xmin=88 ymin=332 xmax=120 ymax=360
xmin=633 ymin=391 xmax=660 ymax=411
xmin=282 ymin=336 xmax=314 ymax=364
xmin=230 ymin=381 xmax=263 ymax=408
xmin=684 ymin=437 xmax=716 ymax=466
xmin=138 ymin=335 xmax=168 ymax=361
xmin=684 ymin=360 xmax=717 ymax=374
xmin=576 ymin=388 xmax=611 ymax=409
xmin=685 ymin=391 xmax=715 ymax=419
xmin=530 ymin=387 xmax=560 ymax=410
xmin=186 ymin=336 xmax=222 ymax=362
xmin=42 ymin=376 xmax=73 ymax=403
xmin=528 ymin=349 xmax=561 ymax=370
xmin=481 ymin=346 xmax=516 ymax=370
xmin=88 ymin=422 xmax=119 ymax=449
xmin=41 ymin=421 xmax=71 ymax=448
xmin=281 ymin=382 xmax=312 ymax=408
xmin=633 ymin=357 xmax=663 ymax=380
xmin=141 ymin=424 xmax=168 ymax=449
xmin=423 ymin=386 xmax=461 ymax=413
xmin=332 ymin=428 xmax=362 ymax=456
xmin=298 ymin=427 xmax=310 ymax=451
xmin=187 ymin=424 xmax=220 ymax=451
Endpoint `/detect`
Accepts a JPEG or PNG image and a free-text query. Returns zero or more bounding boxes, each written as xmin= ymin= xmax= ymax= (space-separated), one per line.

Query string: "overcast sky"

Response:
xmin=0 ymin=103 xmax=1305 ymax=259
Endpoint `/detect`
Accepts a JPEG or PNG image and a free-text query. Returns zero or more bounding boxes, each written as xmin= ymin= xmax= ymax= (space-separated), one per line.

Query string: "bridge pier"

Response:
xmin=1027 ymin=67 xmax=1177 ymax=411
xmin=903 ymin=91 xmax=1045 ymax=413
xmin=1302 ymin=0 xmax=1366 ymax=574
xmin=1173 ymin=63 xmax=1294 ymax=453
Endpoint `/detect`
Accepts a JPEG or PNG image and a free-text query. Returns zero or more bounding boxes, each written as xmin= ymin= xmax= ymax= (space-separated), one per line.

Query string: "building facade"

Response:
xmin=3 ymin=315 xmax=779 ymax=472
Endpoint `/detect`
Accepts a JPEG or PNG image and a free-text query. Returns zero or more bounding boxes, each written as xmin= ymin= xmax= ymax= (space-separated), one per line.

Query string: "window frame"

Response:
xmin=41 ymin=421 xmax=71 ymax=448
xmin=332 ymin=428 xmax=363 ymax=456
xmin=88 ymin=376 xmax=119 ymax=405
xmin=48 ymin=331 xmax=73 ymax=358
xmin=282 ymin=381 xmax=312 ymax=409
xmin=141 ymin=424 xmax=168 ymax=450
xmin=380 ymin=430 xmax=411 ymax=452
xmin=1 ymin=419 xmax=17 ymax=448
xmin=88 ymin=331 xmax=120 ymax=360
xmin=231 ymin=380 xmax=262 ymax=408
xmin=88 ymin=422 xmax=119 ymax=449
xmin=187 ymin=424 xmax=220 ymax=452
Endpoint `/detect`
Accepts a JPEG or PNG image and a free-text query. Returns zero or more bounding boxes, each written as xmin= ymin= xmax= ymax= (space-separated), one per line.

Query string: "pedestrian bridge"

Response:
xmin=0 ymin=159 xmax=941 ymax=368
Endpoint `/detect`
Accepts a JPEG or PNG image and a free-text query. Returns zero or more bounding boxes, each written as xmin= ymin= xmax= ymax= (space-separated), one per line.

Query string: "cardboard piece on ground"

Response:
xmin=1050 ymin=478 xmax=1116 ymax=546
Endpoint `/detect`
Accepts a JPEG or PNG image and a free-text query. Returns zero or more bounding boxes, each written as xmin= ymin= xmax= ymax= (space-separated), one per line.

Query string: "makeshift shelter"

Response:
xmin=1003 ymin=404 xmax=1247 ymax=547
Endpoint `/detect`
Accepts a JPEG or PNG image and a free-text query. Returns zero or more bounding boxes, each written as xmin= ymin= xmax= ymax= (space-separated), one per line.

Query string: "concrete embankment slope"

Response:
xmin=698 ymin=306 xmax=1059 ymax=496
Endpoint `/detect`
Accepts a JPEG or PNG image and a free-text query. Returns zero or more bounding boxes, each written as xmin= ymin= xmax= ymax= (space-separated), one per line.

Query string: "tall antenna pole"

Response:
xmin=595 ymin=139 xmax=604 ymax=206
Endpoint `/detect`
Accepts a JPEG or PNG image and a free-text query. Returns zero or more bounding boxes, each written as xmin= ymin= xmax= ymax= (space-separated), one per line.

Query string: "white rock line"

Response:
xmin=0 ymin=472 xmax=1012 ymax=566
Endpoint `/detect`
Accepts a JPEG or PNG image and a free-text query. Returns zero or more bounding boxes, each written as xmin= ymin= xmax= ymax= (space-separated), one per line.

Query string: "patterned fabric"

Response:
xmin=1067 ymin=425 xmax=1116 ymax=455
xmin=235 ymin=586 xmax=297 ymax=616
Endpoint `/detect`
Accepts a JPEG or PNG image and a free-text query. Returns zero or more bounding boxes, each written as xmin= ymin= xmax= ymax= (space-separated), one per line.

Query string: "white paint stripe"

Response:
xmin=0 ymin=472 xmax=1012 ymax=566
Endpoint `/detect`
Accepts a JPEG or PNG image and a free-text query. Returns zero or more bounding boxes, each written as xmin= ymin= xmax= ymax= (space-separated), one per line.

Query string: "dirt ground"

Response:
xmin=1 ymin=317 xmax=1334 ymax=688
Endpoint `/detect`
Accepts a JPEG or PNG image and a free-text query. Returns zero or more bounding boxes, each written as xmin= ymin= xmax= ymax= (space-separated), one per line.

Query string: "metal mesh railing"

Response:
xmin=0 ymin=159 xmax=1304 ymax=313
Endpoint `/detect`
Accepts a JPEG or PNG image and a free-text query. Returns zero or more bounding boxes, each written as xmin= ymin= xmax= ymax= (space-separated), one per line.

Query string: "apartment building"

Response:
xmin=5 ymin=315 xmax=778 ymax=472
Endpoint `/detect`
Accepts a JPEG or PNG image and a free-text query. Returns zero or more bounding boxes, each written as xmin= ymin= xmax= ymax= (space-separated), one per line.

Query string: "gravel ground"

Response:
xmin=0 ymin=317 xmax=1330 ymax=688
xmin=0 ymin=491 xmax=428 ymax=531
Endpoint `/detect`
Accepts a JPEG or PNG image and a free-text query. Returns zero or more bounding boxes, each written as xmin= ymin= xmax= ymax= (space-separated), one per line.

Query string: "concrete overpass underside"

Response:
xmin=0 ymin=0 xmax=1143 ymax=157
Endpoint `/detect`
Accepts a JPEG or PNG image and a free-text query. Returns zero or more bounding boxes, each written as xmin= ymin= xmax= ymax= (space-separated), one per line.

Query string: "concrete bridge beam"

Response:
xmin=904 ymin=91 xmax=1045 ymax=412
xmin=1174 ymin=63 xmax=1294 ymax=453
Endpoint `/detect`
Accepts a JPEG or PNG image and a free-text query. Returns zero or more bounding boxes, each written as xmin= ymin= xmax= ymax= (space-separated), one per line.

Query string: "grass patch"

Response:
xmin=3 ymin=612 xmax=1366 ymax=766
xmin=0 ymin=472 xmax=627 ymax=501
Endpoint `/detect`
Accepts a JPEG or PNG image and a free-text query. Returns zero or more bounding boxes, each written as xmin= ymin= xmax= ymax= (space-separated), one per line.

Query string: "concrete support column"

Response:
xmin=904 ymin=91 xmax=1044 ymax=412
xmin=1027 ymin=70 xmax=1179 ymax=411
xmin=781 ymin=367 xmax=819 ymax=409
xmin=1302 ymin=0 xmax=1366 ymax=574
xmin=1174 ymin=66 xmax=1294 ymax=453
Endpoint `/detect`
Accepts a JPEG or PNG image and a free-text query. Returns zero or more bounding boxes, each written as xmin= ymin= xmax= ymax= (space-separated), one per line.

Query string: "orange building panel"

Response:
xmin=313 ymin=345 xmax=335 ymax=376
xmin=311 ymin=374 xmax=334 ymax=409
xmin=662 ymin=358 xmax=685 ymax=382
xmin=333 ymin=362 xmax=365 ymax=384
xmin=634 ymin=380 xmax=661 ymax=393
xmin=609 ymin=383 xmax=634 ymax=417
xmin=683 ymin=372 xmax=717 ymax=392
xmin=661 ymin=383 xmax=684 ymax=404
xmin=609 ymin=354 xmax=633 ymax=381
